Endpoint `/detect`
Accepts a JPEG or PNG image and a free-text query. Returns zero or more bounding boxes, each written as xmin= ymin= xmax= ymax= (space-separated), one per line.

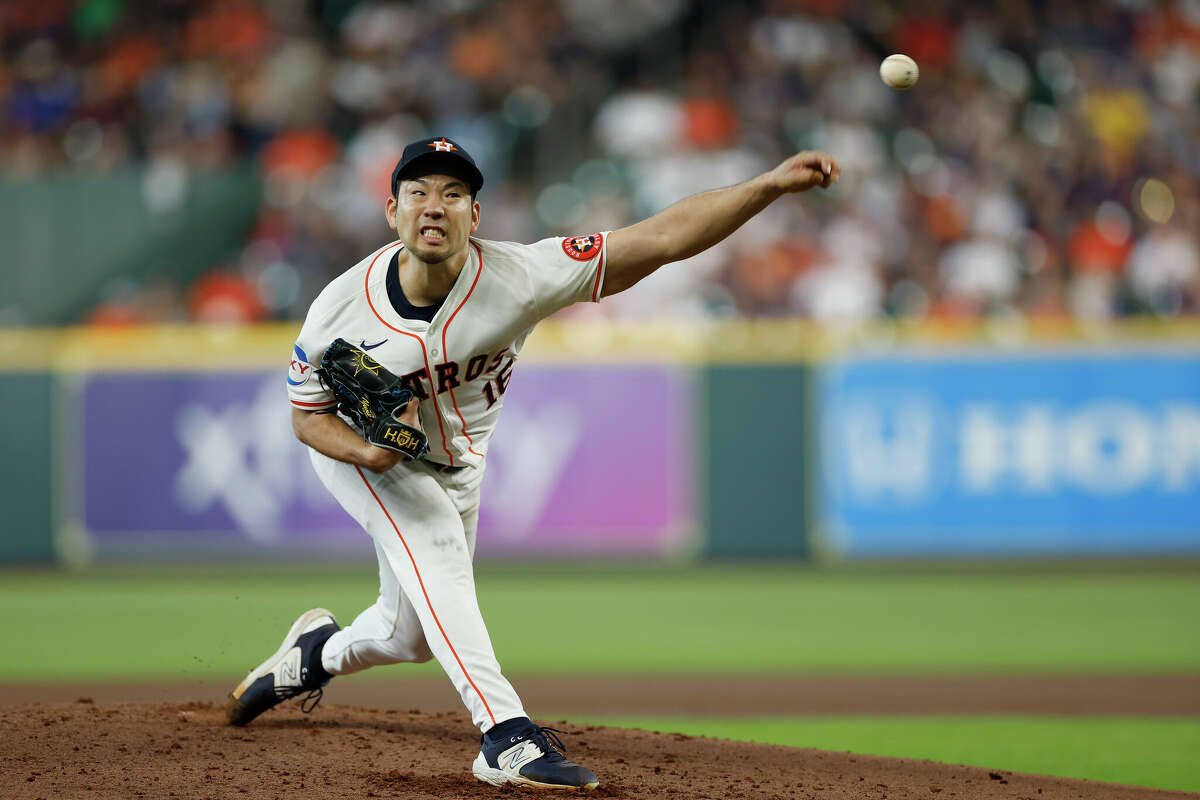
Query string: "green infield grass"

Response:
xmin=577 ymin=715 xmax=1200 ymax=794
xmin=2 ymin=564 xmax=1198 ymax=680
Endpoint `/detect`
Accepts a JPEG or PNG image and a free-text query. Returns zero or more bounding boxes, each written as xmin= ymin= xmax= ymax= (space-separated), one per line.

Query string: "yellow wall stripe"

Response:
xmin=2 ymin=318 xmax=1199 ymax=372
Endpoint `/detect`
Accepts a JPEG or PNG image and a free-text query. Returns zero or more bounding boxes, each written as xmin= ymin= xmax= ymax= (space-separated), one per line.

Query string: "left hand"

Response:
xmin=769 ymin=150 xmax=841 ymax=193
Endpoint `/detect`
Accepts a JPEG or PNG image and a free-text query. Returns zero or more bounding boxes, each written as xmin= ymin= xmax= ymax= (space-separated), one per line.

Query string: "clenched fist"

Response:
xmin=769 ymin=150 xmax=840 ymax=193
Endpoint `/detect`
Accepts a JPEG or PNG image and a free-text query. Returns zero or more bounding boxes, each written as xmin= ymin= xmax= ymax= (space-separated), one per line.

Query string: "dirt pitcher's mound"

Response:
xmin=0 ymin=701 xmax=1190 ymax=800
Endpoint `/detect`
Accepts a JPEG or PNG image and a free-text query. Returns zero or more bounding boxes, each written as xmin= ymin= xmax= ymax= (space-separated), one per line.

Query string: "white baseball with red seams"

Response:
xmin=285 ymin=233 xmax=607 ymax=731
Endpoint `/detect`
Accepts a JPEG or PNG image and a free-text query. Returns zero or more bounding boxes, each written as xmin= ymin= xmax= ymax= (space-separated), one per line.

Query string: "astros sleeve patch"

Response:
xmin=561 ymin=233 xmax=604 ymax=261
xmin=515 ymin=232 xmax=611 ymax=318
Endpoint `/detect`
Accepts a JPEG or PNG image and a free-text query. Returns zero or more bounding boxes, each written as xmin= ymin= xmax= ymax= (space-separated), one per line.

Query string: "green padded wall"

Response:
xmin=0 ymin=373 xmax=55 ymax=562
xmin=701 ymin=363 xmax=813 ymax=558
xmin=0 ymin=165 xmax=260 ymax=324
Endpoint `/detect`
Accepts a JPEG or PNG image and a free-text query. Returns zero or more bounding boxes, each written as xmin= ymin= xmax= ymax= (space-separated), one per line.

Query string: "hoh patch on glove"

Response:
xmin=317 ymin=338 xmax=429 ymax=461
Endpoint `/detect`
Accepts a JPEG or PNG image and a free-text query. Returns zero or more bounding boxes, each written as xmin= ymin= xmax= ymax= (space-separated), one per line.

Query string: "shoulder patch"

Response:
xmin=288 ymin=344 xmax=314 ymax=386
xmin=561 ymin=233 xmax=604 ymax=261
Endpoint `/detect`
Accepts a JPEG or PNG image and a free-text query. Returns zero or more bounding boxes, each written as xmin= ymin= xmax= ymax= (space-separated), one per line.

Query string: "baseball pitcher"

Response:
xmin=227 ymin=135 xmax=839 ymax=790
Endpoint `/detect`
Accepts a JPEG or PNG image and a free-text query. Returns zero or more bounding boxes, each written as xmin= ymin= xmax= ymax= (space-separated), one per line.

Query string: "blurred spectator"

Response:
xmin=188 ymin=270 xmax=267 ymax=323
xmin=1126 ymin=222 xmax=1200 ymax=314
xmin=85 ymin=276 xmax=186 ymax=327
xmin=1 ymin=0 xmax=1198 ymax=325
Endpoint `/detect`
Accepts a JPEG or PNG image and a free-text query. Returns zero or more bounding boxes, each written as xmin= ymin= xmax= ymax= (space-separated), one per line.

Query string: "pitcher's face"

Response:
xmin=387 ymin=174 xmax=480 ymax=264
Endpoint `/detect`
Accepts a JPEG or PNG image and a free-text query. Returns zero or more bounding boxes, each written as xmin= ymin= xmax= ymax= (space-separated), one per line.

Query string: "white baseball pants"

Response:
xmin=308 ymin=450 xmax=526 ymax=732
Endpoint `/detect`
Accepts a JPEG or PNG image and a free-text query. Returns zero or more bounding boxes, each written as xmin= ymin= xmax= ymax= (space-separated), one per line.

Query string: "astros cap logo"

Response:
xmin=428 ymin=137 xmax=458 ymax=153
xmin=561 ymin=232 xmax=603 ymax=261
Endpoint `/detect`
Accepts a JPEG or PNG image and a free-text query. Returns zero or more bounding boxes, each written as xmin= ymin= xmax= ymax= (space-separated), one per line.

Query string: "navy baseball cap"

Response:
xmin=390 ymin=136 xmax=484 ymax=197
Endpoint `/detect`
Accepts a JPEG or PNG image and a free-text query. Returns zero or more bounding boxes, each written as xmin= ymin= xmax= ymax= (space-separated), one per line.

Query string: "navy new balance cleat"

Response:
xmin=226 ymin=608 xmax=339 ymax=726
xmin=472 ymin=720 xmax=599 ymax=790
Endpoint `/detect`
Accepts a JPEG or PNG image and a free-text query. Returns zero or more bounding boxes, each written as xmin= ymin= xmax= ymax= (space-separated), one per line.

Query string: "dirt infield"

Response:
xmin=4 ymin=674 xmax=1198 ymax=716
xmin=2 ymin=676 xmax=1197 ymax=799
xmin=1 ymin=700 xmax=1193 ymax=800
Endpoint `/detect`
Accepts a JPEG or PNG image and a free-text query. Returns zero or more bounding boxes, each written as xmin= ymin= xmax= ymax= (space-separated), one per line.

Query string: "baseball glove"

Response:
xmin=316 ymin=338 xmax=429 ymax=460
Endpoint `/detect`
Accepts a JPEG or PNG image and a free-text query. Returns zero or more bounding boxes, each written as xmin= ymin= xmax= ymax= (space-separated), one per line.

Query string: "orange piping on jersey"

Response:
xmin=354 ymin=465 xmax=497 ymax=725
xmin=590 ymin=244 xmax=606 ymax=302
xmin=364 ymin=243 xmax=455 ymax=465
xmin=441 ymin=240 xmax=485 ymax=458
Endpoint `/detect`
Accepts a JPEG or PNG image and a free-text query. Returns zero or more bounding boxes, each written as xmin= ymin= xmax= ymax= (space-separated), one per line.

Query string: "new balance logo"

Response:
xmin=498 ymin=741 xmax=543 ymax=773
xmin=274 ymin=648 xmax=302 ymax=696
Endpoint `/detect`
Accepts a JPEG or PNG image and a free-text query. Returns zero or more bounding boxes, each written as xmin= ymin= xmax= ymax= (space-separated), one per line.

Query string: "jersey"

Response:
xmin=286 ymin=233 xmax=609 ymax=467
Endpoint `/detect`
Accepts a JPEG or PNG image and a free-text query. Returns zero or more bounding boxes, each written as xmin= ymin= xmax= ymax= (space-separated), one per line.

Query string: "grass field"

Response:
xmin=6 ymin=564 xmax=1199 ymax=679
xmin=4 ymin=563 xmax=1199 ymax=791
xmin=579 ymin=715 xmax=1200 ymax=793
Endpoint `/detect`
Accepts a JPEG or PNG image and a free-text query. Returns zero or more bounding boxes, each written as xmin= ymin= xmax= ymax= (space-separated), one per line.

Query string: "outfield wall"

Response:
xmin=3 ymin=321 xmax=1200 ymax=563
xmin=0 ymin=372 xmax=54 ymax=563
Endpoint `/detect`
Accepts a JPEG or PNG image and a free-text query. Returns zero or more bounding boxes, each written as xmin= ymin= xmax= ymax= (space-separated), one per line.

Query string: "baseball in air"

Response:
xmin=880 ymin=54 xmax=919 ymax=90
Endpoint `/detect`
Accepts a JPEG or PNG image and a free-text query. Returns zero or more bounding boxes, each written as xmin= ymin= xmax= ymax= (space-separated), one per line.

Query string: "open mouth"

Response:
xmin=420 ymin=226 xmax=446 ymax=243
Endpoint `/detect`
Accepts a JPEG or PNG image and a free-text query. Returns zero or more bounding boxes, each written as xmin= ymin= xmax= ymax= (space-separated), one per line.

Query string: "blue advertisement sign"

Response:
xmin=819 ymin=351 xmax=1200 ymax=557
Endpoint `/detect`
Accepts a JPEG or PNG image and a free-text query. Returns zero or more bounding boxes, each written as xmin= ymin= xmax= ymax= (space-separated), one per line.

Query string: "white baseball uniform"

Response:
xmin=285 ymin=232 xmax=608 ymax=732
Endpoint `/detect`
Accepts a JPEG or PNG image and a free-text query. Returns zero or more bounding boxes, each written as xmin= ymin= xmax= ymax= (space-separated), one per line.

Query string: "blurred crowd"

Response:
xmin=3 ymin=0 xmax=1199 ymax=324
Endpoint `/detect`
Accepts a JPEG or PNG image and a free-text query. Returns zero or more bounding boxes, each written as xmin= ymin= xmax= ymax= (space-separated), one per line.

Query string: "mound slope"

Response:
xmin=1 ymin=700 xmax=1192 ymax=800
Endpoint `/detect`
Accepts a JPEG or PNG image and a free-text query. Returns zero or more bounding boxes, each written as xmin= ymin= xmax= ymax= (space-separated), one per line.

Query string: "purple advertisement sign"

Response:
xmin=79 ymin=365 xmax=694 ymax=560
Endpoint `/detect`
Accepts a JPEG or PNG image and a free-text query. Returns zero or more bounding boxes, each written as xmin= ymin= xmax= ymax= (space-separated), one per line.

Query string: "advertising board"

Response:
xmin=819 ymin=351 xmax=1200 ymax=556
xmin=80 ymin=365 xmax=693 ymax=559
